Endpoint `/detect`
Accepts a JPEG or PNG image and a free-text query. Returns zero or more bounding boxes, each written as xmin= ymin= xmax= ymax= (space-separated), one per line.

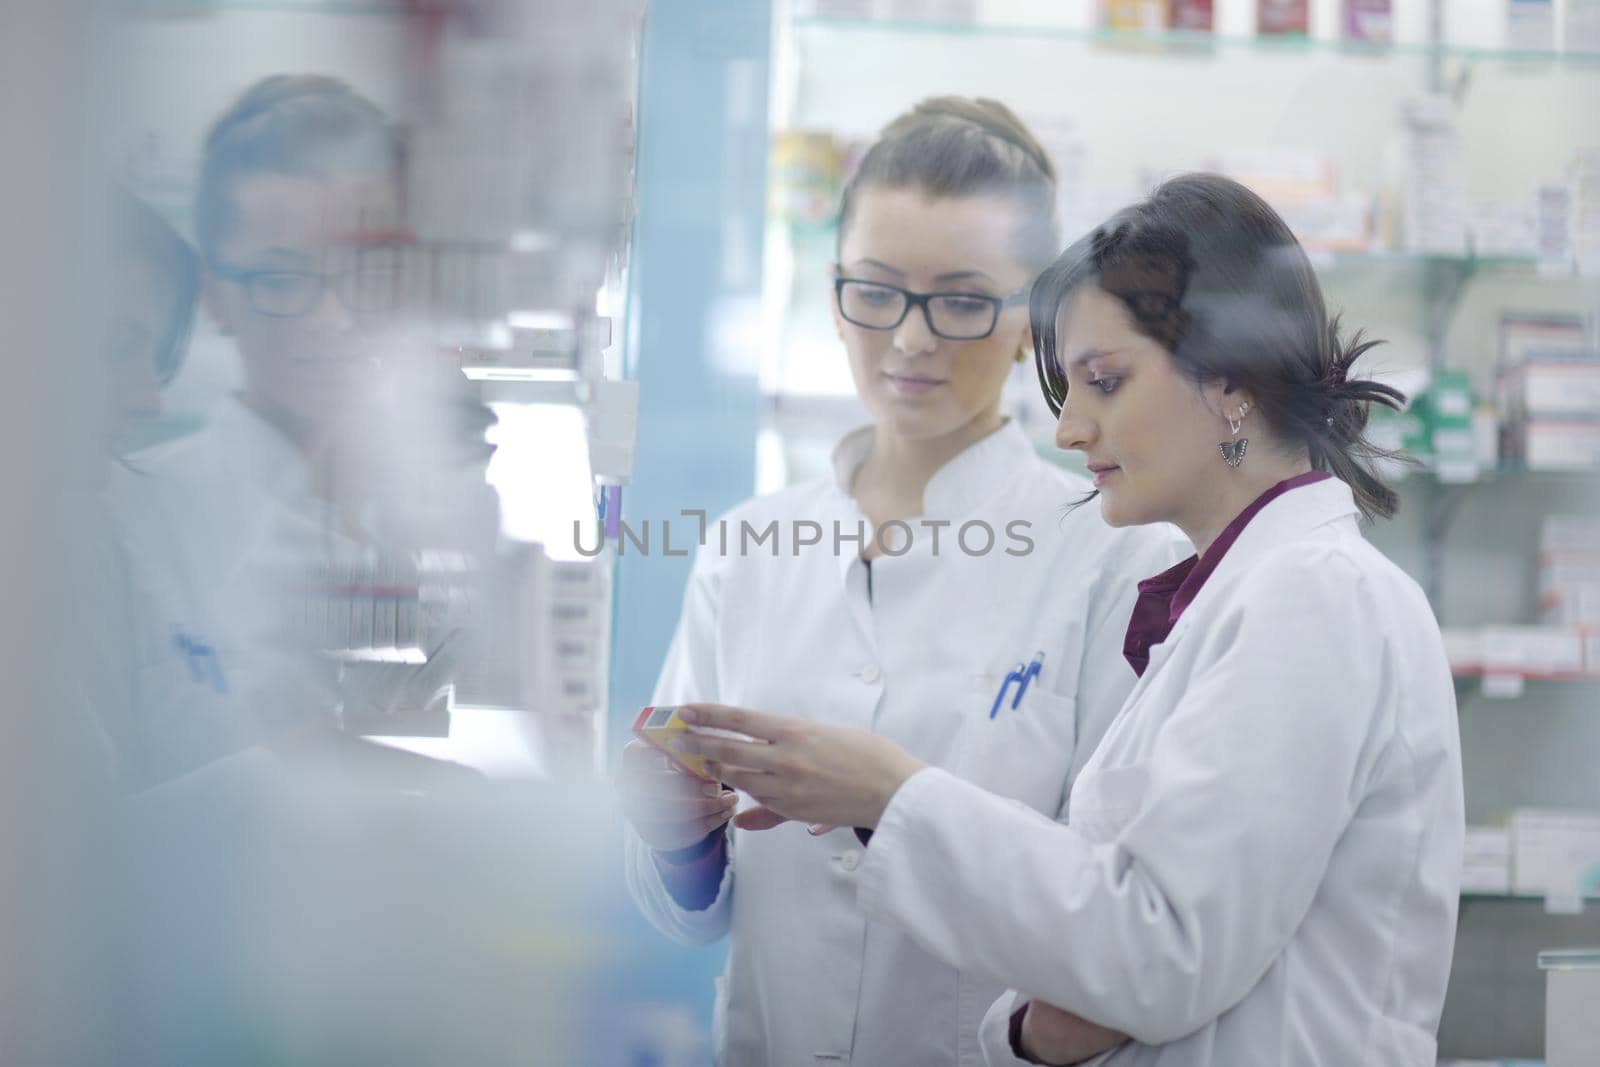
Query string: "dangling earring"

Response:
xmin=1219 ymin=401 xmax=1250 ymax=468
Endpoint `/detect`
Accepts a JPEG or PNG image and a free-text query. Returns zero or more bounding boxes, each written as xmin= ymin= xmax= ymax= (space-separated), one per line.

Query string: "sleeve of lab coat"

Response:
xmin=977 ymin=989 xmax=1036 ymax=1067
xmin=622 ymin=546 xmax=737 ymax=946
xmin=1061 ymin=525 xmax=1191 ymax=821
xmin=858 ymin=549 xmax=1394 ymax=1044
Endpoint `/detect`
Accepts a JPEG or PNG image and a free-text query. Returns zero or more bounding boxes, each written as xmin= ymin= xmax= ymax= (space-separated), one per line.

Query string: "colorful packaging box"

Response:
xmin=1344 ymin=0 xmax=1393 ymax=43
xmin=1169 ymin=0 xmax=1214 ymax=32
xmin=1106 ymin=0 xmax=1169 ymax=32
xmin=1258 ymin=0 xmax=1309 ymax=36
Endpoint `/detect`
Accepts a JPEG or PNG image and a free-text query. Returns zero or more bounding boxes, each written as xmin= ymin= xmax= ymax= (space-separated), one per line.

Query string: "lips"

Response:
xmin=1087 ymin=463 xmax=1120 ymax=488
xmin=883 ymin=370 xmax=947 ymax=396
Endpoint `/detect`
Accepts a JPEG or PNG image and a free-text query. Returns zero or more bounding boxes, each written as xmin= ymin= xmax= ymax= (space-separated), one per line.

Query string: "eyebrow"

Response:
xmin=931 ymin=269 xmax=998 ymax=285
xmin=1065 ymin=347 xmax=1120 ymax=370
xmin=845 ymin=260 xmax=1001 ymax=287
xmin=846 ymin=258 xmax=905 ymax=278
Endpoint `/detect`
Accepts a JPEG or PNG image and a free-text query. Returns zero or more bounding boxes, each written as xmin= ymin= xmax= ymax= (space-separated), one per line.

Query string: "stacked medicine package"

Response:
xmin=1458 ymin=516 xmax=1600 ymax=903
xmin=1463 ymin=812 xmax=1600 ymax=902
xmin=1496 ymin=312 xmax=1600 ymax=473
xmin=1398 ymin=94 xmax=1468 ymax=255
xmin=1442 ymin=515 xmax=1600 ymax=681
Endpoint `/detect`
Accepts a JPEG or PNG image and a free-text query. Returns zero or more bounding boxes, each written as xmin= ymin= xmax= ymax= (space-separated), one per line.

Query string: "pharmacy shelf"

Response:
xmin=1405 ymin=465 xmax=1600 ymax=487
xmin=1314 ymin=252 xmax=1548 ymax=274
xmin=1451 ymin=671 xmax=1598 ymax=687
xmin=1460 ymin=890 xmax=1600 ymax=903
xmin=792 ymin=15 xmax=1600 ymax=66
xmin=784 ymin=221 xmax=1562 ymax=279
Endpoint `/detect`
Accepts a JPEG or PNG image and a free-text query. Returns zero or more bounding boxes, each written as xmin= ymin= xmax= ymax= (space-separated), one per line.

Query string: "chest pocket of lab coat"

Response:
xmin=1065 ymin=764 xmax=1150 ymax=844
xmin=946 ymin=687 xmax=1078 ymax=817
xmin=132 ymin=630 xmax=255 ymax=782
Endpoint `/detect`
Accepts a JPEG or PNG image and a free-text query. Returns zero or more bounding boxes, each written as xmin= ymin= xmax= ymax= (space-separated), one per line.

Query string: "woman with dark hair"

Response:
xmin=675 ymin=173 xmax=1464 ymax=1065
xmin=618 ymin=98 xmax=1184 ymax=1066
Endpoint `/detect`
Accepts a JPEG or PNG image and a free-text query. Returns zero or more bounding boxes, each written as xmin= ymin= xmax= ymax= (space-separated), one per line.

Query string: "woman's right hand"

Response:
xmin=617 ymin=740 xmax=740 ymax=852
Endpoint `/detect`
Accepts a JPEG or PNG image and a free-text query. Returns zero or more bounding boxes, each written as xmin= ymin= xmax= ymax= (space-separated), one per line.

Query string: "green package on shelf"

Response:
xmin=1367 ymin=403 xmax=1428 ymax=464
xmin=1415 ymin=370 xmax=1478 ymax=480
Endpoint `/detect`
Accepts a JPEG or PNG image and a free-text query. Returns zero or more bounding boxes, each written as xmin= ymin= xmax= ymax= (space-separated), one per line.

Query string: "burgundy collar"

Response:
xmin=1123 ymin=471 xmax=1331 ymax=677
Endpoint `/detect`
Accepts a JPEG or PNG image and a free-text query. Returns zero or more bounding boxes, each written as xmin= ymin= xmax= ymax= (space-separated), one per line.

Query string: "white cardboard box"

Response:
xmin=1511 ymin=809 xmax=1600 ymax=897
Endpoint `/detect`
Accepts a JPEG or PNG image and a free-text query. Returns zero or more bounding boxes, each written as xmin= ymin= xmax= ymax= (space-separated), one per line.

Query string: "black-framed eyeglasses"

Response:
xmin=210 ymin=247 xmax=404 ymax=319
xmin=833 ymin=277 xmax=1027 ymax=341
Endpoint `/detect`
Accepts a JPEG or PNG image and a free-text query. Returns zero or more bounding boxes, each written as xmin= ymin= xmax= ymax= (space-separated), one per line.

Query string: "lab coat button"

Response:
xmin=840 ymin=850 xmax=861 ymax=872
xmin=859 ymin=663 xmax=881 ymax=685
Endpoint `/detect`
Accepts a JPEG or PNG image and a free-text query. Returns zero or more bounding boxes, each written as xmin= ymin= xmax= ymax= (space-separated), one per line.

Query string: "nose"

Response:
xmin=309 ymin=277 xmax=357 ymax=335
xmin=1054 ymin=391 xmax=1093 ymax=453
xmin=891 ymin=302 xmax=938 ymax=357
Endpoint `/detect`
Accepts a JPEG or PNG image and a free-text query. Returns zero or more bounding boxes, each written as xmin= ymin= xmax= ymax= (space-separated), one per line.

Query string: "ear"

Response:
xmin=1015 ymin=323 xmax=1034 ymax=364
xmin=201 ymin=272 xmax=237 ymax=337
xmin=1202 ymin=376 xmax=1254 ymax=422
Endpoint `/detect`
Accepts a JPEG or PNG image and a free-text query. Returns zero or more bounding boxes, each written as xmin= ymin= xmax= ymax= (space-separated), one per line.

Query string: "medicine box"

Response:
xmin=1510 ymin=809 xmax=1600 ymax=898
xmin=1463 ymin=826 xmax=1512 ymax=894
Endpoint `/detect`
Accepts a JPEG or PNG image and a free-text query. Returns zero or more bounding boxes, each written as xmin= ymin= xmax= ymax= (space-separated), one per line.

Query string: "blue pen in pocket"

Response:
xmin=989 ymin=651 xmax=1044 ymax=719
xmin=173 ymin=629 xmax=228 ymax=694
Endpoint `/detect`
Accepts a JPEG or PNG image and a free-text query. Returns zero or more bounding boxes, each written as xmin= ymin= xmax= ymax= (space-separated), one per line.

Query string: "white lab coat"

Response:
xmin=624 ymin=420 xmax=1188 ymax=1067
xmin=855 ymin=476 xmax=1465 ymax=1066
xmin=113 ymin=392 xmax=499 ymax=785
xmin=110 ymin=396 xmax=351 ymax=782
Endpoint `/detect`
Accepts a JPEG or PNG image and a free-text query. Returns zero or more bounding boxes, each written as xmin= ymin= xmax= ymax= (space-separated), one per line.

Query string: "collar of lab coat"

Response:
xmin=828 ymin=418 xmax=1036 ymax=522
xmin=827 ymin=418 xmax=1037 ymax=592
xmin=1127 ymin=474 xmax=1362 ymax=687
xmin=214 ymin=394 xmax=316 ymax=505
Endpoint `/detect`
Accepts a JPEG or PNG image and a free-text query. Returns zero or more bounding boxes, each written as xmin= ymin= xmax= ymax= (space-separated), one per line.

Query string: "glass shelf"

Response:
xmin=1315 ymin=251 xmax=1542 ymax=270
xmin=1452 ymin=671 xmax=1597 ymax=685
xmin=793 ymin=15 xmax=1600 ymax=67
xmin=1403 ymin=464 xmax=1600 ymax=487
xmin=780 ymin=220 xmax=1564 ymax=278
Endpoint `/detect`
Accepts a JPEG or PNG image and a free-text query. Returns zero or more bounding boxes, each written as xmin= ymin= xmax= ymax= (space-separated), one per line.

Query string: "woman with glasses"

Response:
xmin=618 ymin=97 xmax=1184 ymax=1066
xmin=112 ymin=76 xmax=498 ymax=784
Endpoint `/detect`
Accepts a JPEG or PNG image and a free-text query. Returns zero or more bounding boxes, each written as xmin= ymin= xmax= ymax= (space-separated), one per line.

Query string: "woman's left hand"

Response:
xmin=671 ymin=704 xmax=927 ymax=831
xmin=1020 ymin=1000 xmax=1129 ymax=1065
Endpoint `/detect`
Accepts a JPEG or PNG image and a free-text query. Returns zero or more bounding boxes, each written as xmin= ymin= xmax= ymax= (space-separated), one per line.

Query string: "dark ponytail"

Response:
xmin=1032 ymin=173 xmax=1409 ymax=521
xmin=1298 ymin=320 xmax=1410 ymax=519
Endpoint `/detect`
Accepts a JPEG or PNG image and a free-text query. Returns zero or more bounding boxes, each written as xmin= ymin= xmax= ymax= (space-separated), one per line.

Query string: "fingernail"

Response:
xmin=678 ymin=707 xmax=699 ymax=724
xmin=701 ymin=782 xmax=720 ymax=797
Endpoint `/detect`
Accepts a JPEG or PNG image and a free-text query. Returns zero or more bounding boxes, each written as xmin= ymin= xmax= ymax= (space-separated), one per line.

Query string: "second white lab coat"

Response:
xmin=625 ymin=420 xmax=1187 ymax=1067
xmin=856 ymin=476 xmax=1464 ymax=1066
xmin=111 ymin=396 xmax=344 ymax=783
